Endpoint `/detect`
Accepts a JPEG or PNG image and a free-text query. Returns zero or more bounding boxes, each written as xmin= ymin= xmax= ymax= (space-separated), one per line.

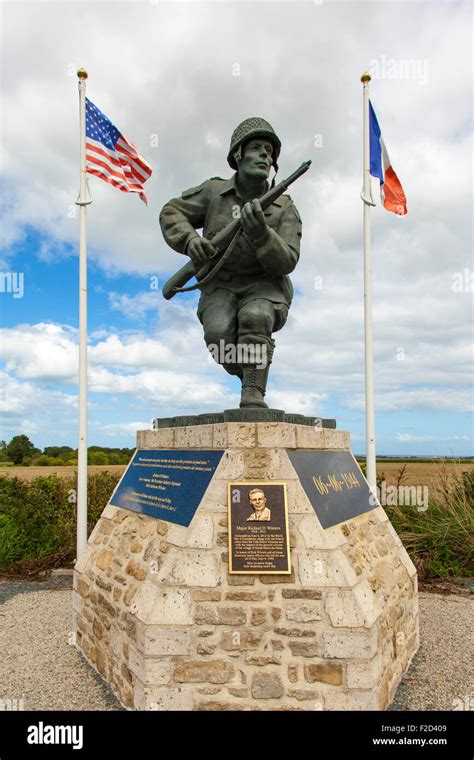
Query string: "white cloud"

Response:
xmin=1 ymin=319 xmax=471 ymax=417
xmin=89 ymin=334 xmax=173 ymax=369
xmin=347 ymin=388 xmax=473 ymax=414
xmin=99 ymin=421 xmax=153 ymax=436
xmin=0 ymin=323 xmax=78 ymax=381
xmin=108 ymin=290 xmax=161 ymax=320
xmin=265 ymin=390 xmax=328 ymax=416
xmin=0 ymin=370 xmax=75 ymax=414
xmin=396 ymin=433 xmax=471 ymax=443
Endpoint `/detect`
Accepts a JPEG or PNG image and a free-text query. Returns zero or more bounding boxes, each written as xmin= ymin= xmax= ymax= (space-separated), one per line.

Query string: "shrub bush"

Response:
xmin=385 ymin=467 xmax=474 ymax=577
xmin=0 ymin=471 xmax=121 ymax=571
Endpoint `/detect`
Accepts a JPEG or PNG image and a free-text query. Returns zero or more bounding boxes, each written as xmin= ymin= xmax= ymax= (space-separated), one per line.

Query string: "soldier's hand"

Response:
xmin=186 ymin=236 xmax=216 ymax=269
xmin=241 ymin=199 xmax=269 ymax=242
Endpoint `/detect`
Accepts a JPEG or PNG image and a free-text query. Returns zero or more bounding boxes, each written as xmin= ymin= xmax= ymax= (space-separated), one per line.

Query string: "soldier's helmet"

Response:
xmin=227 ymin=117 xmax=281 ymax=172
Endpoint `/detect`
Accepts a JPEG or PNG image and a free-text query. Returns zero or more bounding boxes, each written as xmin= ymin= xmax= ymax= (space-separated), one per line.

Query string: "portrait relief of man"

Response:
xmin=246 ymin=487 xmax=271 ymax=521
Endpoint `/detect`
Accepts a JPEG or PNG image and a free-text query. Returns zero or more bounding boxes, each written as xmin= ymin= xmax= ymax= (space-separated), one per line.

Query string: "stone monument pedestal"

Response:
xmin=73 ymin=421 xmax=419 ymax=710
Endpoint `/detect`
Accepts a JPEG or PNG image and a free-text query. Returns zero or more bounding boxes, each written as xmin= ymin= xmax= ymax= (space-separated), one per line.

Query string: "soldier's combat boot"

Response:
xmin=240 ymin=366 xmax=269 ymax=408
xmin=239 ymin=339 xmax=275 ymax=408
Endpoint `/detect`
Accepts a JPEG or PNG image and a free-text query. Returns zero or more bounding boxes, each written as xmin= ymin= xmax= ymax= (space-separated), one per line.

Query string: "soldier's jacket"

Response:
xmin=159 ymin=174 xmax=302 ymax=306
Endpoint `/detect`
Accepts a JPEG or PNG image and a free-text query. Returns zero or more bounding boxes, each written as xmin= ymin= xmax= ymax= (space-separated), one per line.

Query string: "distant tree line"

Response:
xmin=0 ymin=436 xmax=134 ymax=466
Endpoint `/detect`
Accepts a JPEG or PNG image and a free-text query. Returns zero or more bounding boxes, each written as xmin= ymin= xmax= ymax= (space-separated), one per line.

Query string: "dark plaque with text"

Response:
xmin=228 ymin=482 xmax=291 ymax=574
xmin=287 ymin=450 xmax=377 ymax=529
xmin=109 ymin=449 xmax=224 ymax=526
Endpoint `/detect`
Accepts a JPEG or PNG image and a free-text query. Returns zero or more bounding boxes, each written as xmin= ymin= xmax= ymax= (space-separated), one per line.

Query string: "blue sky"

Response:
xmin=0 ymin=1 xmax=472 ymax=456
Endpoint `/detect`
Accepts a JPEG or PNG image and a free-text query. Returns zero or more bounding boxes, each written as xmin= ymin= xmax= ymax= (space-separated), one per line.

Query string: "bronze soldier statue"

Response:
xmin=159 ymin=117 xmax=303 ymax=409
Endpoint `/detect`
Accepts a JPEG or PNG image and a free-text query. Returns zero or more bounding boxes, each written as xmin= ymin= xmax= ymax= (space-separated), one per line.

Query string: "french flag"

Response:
xmin=369 ymin=101 xmax=407 ymax=216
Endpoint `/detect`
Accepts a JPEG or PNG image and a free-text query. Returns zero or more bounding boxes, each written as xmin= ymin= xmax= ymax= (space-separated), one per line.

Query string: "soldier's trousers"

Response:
xmin=197 ymin=285 xmax=289 ymax=377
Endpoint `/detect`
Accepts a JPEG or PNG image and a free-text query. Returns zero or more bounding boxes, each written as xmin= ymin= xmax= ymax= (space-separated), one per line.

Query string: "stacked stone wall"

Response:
xmin=73 ymin=423 xmax=418 ymax=710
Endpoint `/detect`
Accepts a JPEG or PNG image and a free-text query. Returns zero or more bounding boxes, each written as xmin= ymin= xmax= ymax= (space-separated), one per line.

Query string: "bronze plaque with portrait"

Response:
xmin=227 ymin=482 xmax=291 ymax=574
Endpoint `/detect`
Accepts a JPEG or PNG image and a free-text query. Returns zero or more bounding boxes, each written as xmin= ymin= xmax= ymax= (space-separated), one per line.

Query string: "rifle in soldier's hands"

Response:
xmin=162 ymin=159 xmax=312 ymax=300
xmin=186 ymin=236 xmax=217 ymax=268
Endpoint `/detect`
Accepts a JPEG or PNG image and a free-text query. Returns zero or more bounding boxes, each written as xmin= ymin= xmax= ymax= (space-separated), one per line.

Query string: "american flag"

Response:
xmin=85 ymin=98 xmax=152 ymax=204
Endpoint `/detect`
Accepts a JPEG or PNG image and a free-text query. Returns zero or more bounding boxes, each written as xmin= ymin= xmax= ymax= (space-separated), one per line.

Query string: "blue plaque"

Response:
xmin=109 ymin=449 xmax=224 ymax=526
xmin=287 ymin=450 xmax=378 ymax=529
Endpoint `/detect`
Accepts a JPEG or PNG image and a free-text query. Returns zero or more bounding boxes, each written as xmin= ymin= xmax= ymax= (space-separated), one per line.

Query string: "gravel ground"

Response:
xmin=0 ymin=581 xmax=122 ymax=711
xmin=0 ymin=582 xmax=471 ymax=711
xmin=389 ymin=593 xmax=473 ymax=711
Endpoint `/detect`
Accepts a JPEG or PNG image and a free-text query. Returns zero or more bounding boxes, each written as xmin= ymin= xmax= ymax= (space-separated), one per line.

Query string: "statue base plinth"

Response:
xmin=73 ymin=421 xmax=419 ymax=711
xmin=153 ymin=410 xmax=336 ymax=428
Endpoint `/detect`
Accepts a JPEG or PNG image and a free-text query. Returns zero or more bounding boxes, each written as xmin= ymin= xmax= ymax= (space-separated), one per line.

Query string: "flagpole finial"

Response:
xmin=77 ymin=67 xmax=88 ymax=79
xmin=361 ymin=72 xmax=371 ymax=84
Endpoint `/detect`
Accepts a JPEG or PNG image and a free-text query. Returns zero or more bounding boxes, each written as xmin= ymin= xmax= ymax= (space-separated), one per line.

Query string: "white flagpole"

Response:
xmin=360 ymin=72 xmax=377 ymax=492
xmin=76 ymin=67 xmax=92 ymax=558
